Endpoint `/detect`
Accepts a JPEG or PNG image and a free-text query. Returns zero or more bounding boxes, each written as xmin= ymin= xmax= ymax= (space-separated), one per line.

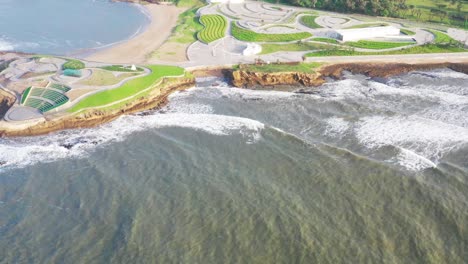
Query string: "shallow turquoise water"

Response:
xmin=0 ymin=69 xmax=467 ymax=263
xmin=0 ymin=0 xmax=149 ymax=55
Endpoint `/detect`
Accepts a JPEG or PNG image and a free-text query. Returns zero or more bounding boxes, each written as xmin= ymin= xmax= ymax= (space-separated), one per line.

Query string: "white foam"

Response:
xmin=393 ymin=148 xmax=437 ymax=171
xmin=0 ymin=39 xmax=13 ymax=51
xmin=356 ymin=116 xmax=468 ymax=169
xmin=324 ymin=117 xmax=350 ymax=137
xmin=413 ymin=70 xmax=468 ymax=80
xmin=0 ymin=113 xmax=265 ymax=170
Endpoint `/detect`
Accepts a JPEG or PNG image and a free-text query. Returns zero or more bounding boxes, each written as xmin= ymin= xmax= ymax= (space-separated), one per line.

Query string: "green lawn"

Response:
xmin=69 ymin=65 xmax=185 ymax=112
xmin=231 ymin=22 xmax=312 ymax=42
xmin=312 ymin=38 xmax=339 ymax=44
xmin=400 ymin=29 xmax=416 ymax=36
xmin=405 ymin=0 xmax=468 ymax=28
xmin=198 ymin=15 xmax=227 ymax=43
xmin=261 ymin=42 xmax=331 ymax=54
xmin=305 ymin=44 xmax=466 ymax=57
xmin=345 ymin=23 xmax=389 ymax=29
xmin=62 ymin=59 xmax=85 ymax=70
xmin=346 ymin=40 xmax=415 ymax=49
xmin=299 ymin=15 xmax=321 ymax=29
xmin=238 ymin=62 xmax=322 ymax=73
xmin=169 ymin=4 xmax=204 ymax=44
xmin=426 ymin=29 xmax=459 ymax=44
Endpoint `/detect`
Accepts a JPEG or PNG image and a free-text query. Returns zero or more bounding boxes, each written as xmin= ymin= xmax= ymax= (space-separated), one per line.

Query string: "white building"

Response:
xmin=334 ymin=26 xmax=400 ymax=42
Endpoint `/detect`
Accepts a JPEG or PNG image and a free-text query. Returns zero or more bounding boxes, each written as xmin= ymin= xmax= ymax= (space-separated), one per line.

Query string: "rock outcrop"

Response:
xmin=231 ymin=70 xmax=325 ymax=88
xmin=230 ymin=62 xmax=468 ymax=89
xmin=0 ymin=89 xmax=16 ymax=119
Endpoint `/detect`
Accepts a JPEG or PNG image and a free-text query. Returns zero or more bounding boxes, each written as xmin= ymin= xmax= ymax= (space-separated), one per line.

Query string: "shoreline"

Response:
xmin=1 ymin=60 xmax=467 ymax=138
xmin=85 ymin=4 xmax=184 ymax=64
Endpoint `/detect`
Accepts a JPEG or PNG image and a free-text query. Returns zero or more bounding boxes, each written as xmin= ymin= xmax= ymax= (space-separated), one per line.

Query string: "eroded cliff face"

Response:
xmin=0 ymin=78 xmax=195 ymax=137
xmin=230 ymin=62 xmax=468 ymax=89
xmin=0 ymin=89 xmax=16 ymax=119
xmin=231 ymin=71 xmax=325 ymax=88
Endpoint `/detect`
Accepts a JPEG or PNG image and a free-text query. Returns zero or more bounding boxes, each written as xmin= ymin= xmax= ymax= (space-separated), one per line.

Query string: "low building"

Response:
xmin=334 ymin=26 xmax=400 ymax=42
xmin=243 ymin=43 xmax=262 ymax=56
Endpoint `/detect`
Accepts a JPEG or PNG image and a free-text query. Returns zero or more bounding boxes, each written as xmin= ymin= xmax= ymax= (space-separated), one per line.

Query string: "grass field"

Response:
xmin=346 ymin=40 xmax=415 ymax=49
xmin=78 ymin=69 xmax=138 ymax=86
xmin=312 ymin=38 xmax=339 ymax=44
xmin=198 ymin=15 xmax=228 ymax=43
xmin=426 ymin=29 xmax=459 ymax=44
xmin=400 ymin=29 xmax=416 ymax=36
xmin=237 ymin=62 xmax=322 ymax=73
xmin=346 ymin=23 xmax=389 ymax=29
xmin=305 ymin=44 xmax=466 ymax=57
xmin=231 ymin=22 xmax=312 ymax=42
xmin=62 ymin=59 xmax=85 ymax=70
xmin=69 ymin=65 xmax=185 ymax=112
xmin=299 ymin=15 xmax=321 ymax=29
xmin=169 ymin=2 xmax=204 ymax=44
xmin=261 ymin=42 xmax=330 ymax=54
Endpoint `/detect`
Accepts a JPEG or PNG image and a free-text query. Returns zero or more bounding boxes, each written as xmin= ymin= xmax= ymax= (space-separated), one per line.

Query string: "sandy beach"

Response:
xmin=86 ymin=4 xmax=184 ymax=64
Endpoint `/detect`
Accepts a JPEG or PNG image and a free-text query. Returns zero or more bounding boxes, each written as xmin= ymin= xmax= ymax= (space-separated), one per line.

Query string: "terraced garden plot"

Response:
xmin=346 ymin=40 xmax=415 ymax=49
xmin=300 ymin=15 xmax=321 ymax=29
xmin=198 ymin=15 xmax=228 ymax=44
xmin=231 ymin=22 xmax=312 ymax=42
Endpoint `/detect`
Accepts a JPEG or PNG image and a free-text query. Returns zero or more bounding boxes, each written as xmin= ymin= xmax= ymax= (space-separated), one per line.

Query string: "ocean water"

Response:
xmin=0 ymin=0 xmax=149 ymax=55
xmin=0 ymin=69 xmax=467 ymax=263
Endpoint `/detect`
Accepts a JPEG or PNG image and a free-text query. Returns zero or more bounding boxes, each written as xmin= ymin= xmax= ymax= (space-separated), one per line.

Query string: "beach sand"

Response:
xmin=86 ymin=4 xmax=184 ymax=64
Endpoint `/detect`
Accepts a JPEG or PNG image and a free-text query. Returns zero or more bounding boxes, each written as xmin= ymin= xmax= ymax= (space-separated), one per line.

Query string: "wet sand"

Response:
xmin=86 ymin=4 xmax=184 ymax=64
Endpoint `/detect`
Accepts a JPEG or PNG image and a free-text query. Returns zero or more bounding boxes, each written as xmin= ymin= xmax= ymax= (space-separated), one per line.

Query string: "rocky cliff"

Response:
xmin=231 ymin=70 xmax=325 ymax=88
xmin=230 ymin=62 xmax=468 ymax=89
xmin=0 ymin=89 xmax=16 ymax=119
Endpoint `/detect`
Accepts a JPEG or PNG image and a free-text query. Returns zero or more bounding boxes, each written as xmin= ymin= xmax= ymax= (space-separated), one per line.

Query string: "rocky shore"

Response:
xmin=0 ymin=78 xmax=194 ymax=137
xmin=229 ymin=62 xmax=468 ymax=89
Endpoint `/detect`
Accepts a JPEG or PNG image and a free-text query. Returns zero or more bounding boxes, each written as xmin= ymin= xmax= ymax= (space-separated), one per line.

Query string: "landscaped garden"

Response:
xmin=62 ymin=59 xmax=85 ymax=70
xmin=231 ymin=22 xmax=312 ymax=42
xmin=69 ymin=65 xmax=185 ymax=112
xmin=427 ymin=29 xmax=459 ymax=44
xmin=198 ymin=15 xmax=228 ymax=43
xmin=101 ymin=65 xmax=144 ymax=72
xmin=299 ymin=15 xmax=321 ymax=29
xmin=346 ymin=40 xmax=415 ymax=49
xmin=261 ymin=42 xmax=329 ymax=54
xmin=345 ymin=23 xmax=389 ymax=29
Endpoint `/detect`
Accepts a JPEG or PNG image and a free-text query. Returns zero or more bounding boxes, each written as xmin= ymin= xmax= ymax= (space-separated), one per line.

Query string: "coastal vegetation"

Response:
xmin=69 ymin=65 xmax=185 ymax=113
xmin=299 ymin=15 xmax=321 ymax=29
xmin=231 ymin=22 xmax=312 ymax=42
xmin=236 ymin=62 xmax=322 ymax=73
xmin=305 ymin=43 xmax=466 ymax=57
xmin=62 ymin=59 xmax=85 ymax=70
xmin=346 ymin=40 xmax=415 ymax=49
xmin=198 ymin=15 xmax=228 ymax=43
xmin=169 ymin=2 xmax=204 ymax=44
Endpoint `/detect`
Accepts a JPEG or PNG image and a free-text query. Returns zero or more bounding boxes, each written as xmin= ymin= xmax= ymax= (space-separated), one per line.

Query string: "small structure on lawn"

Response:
xmin=243 ymin=43 xmax=262 ymax=56
xmin=333 ymin=26 xmax=401 ymax=42
xmin=131 ymin=64 xmax=137 ymax=71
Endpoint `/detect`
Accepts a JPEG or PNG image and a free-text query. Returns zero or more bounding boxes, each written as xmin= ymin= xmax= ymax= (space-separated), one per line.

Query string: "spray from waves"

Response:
xmin=0 ymin=113 xmax=265 ymax=171
xmin=356 ymin=115 xmax=468 ymax=170
xmin=0 ymin=39 xmax=13 ymax=51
